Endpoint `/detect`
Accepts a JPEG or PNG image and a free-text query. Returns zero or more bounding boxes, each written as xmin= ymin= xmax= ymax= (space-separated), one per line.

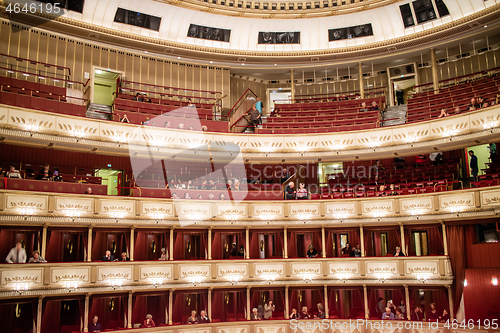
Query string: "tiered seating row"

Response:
xmin=0 ymin=76 xmax=87 ymax=116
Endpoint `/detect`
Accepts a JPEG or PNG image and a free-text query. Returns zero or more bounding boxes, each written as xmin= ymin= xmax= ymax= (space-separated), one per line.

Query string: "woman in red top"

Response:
xmin=143 ymin=314 xmax=155 ymax=328
xmin=428 ymin=303 xmax=439 ymax=321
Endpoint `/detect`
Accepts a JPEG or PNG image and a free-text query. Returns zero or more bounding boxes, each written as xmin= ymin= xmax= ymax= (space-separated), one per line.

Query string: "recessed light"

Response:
xmin=210 ymin=61 xmax=213 ymax=63
xmin=274 ymin=64 xmax=277 ymax=66
xmin=144 ymin=51 xmax=148 ymax=53
xmin=242 ymin=63 xmax=245 ymax=66
xmin=484 ymin=25 xmax=488 ymax=28
xmin=177 ymin=57 xmax=181 ymax=59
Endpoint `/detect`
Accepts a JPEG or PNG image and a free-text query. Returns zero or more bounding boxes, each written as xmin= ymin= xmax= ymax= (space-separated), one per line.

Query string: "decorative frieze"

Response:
xmin=139 ymin=265 xmax=173 ymax=281
xmin=439 ymin=192 xmax=475 ymax=210
xmin=216 ymin=204 xmax=247 ymax=217
xmin=51 ymin=267 xmax=89 ymax=283
xmin=100 ymin=199 xmax=135 ymax=216
xmin=55 ymin=197 xmax=93 ymax=214
xmin=253 ymin=204 xmax=283 ymax=219
xmin=288 ymin=203 xmax=320 ymax=217
xmin=325 ymin=202 xmax=356 ymax=216
xmin=480 ymin=189 xmax=500 ymax=206
xmin=1 ymin=268 xmax=43 ymax=285
xmin=362 ymin=200 xmax=394 ymax=215
xmin=97 ymin=267 xmax=133 ymax=282
xmin=328 ymin=262 xmax=360 ymax=276
xmin=142 ymin=202 xmax=174 ymax=217
xmin=5 ymin=194 xmax=48 ymax=212
xmin=217 ymin=263 xmax=248 ymax=278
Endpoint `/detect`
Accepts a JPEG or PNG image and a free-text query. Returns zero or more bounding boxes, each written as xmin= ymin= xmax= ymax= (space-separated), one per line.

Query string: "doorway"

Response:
xmin=267 ymin=88 xmax=291 ymax=115
xmin=95 ymin=169 xmax=122 ymax=195
xmin=93 ymin=69 xmax=121 ymax=105
xmin=392 ymin=77 xmax=416 ymax=106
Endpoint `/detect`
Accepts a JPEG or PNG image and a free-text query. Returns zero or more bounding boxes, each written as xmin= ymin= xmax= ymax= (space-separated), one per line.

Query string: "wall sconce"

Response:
xmin=410 ymin=209 xmax=423 ymax=220
xmin=450 ymin=206 xmax=463 ymax=217
xmin=372 ymin=211 xmax=386 ymax=221
xmin=261 ymin=214 xmax=273 ymax=224
xmin=115 ymin=135 xmax=126 ymax=147
xmin=189 ymin=276 xmax=203 ymax=287
xmin=443 ymin=129 xmax=455 ymax=141
xmin=15 ymin=283 xmax=29 ymax=295
xmin=335 ymin=213 xmax=348 ymax=223
xmin=301 ymin=274 xmax=313 ymax=283
xmin=151 ymin=278 xmax=162 ymax=288
xmin=227 ymin=274 xmax=240 ymax=285
xmin=483 ymin=121 xmax=495 ymax=133
xmin=66 ymin=210 xmax=81 ymax=221
xmin=227 ymin=215 xmax=237 ymax=224
xmin=26 ymin=122 xmax=39 ymax=136
xmin=149 ymin=139 xmax=164 ymax=151
xmin=492 ymin=278 xmax=498 ymax=286
xmin=331 ymin=143 xmax=343 ymax=155
xmin=189 ymin=214 xmax=201 ymax=225
xmin=151 ymin=213 xmax=163 ymax=224
xmin=298 ymin=214 xmax=309 ymax=224
xmin=406 ymin=135 xmax=416 ymax=147
xmin=375 ymin=273 xmax=391 ymax=282
xmin=111 ymin=212 xmax=125 ymax=222
xmin=297 ymin=145 xmax=307 ymax=156
xmin=21 ymin=208 xmax=34 ymax=220
xmin=65 ymin=281 xmax=78 ymax=292
xmin=369 ymin=140 xmax=379 ymax=151
xmin=262 ymin=274 xmax=276 ymax=284
xmin=335 ymin=272 xmax=351 ymax=283
xmin=109 ymin=279 xmax=123 ymax=290
xmin=416 ymin=273 xmax=430 ymax=283
xmin=73 ymin=129 xmax=84 ymax=142
xmin=262 ymin=146 xmax=271 ymax=156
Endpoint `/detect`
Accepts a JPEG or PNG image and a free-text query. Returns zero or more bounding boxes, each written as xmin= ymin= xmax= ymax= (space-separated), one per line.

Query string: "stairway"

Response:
xmin=382 ymin=104 xmax=407 ymax=126
xmin=87 ymin=103 xmax=113 ymax=120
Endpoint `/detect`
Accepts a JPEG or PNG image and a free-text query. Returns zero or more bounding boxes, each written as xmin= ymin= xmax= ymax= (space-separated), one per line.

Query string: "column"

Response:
xmin=321 ymin=226 xmax=326 ymax=258
xmin=447 ymin=286 xmax=455 ymax=320
xmin=208 ymin=288 xmax=212 ymax=319
xmin=431 ymin=48 xmax=439 ymax=94
xmin=285 ymin=286 xmax=289 ymax=318
xmin=359 ymin=62 xmax=364 ymax=99
xmin=130 ymin=226 xmax=135 ymax=261
xmin=246 ymin=287 xmax=251 ymax=320
xmin=245 ymin=227 xmax=250 ymax=259
xmin=83 ymin=294 xmax=90 ymax=332
xmin=359 ymin=225 xmax=365 ymax=257
xmin=127 ymin=292 xmax=133 ymax=328
xmin=442 ymin=222 xmax=448 ymax=256
xmin=169 ymin=227 xmax=174 ymax=260
xmin=405 ymin=285 xmax=411 ymax=320
xmin=324 ymin=285 xmax=329 ymax=318
xmin=208 ymin=228 xmax=212 ymax=260
xmin=290 ymin=69 xmax=295 ymax=101
xmin=400 ymin=224 xmax=405 ymax=255
xmin=36 ymin=296 xmax=43 ymax=333
xmin=283 ymin=228 xmax=288 ymax=259
xmin=363 ymin=284 xmax=369 ymax=319
xmin=41 ymin=224 xmax=48 ymax=259
xmin=168 ymin=290 xmax=173 ymax=325
xmin=87 ymin=226 xmax=93 ymax=262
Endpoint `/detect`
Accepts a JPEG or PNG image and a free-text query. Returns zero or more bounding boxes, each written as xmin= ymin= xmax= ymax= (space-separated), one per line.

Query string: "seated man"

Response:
xmin=28 ymin=250 xmax=47 ymax=263
xmin=102 ymin=250 xmax=114 ymax=261
xmin=116 ymin=252 xmax=130 ymax=261
xmin=284 ymin=182 xmax=295 ymax=200
xmin=5 ymin=242 xmax=27 ymax=263
xmin=89 ymin=316 xmax=102 ymax=332
xmin=359 ymin=102 xmax=369 ymax=112
xmin=352 ymin=244 xmax=362 ymax=257
xmin=341 ymin=243 xmax=351 ymax=256
xmin=198 ymin=310 xmax=210 ymax=323
xmin=36 ymin=164 xmax=52 ymax=181
xmin=251 ymin=308 xmax=263 ymax=320
xmin=393 ymin=246 xmax=405 ymax=257
xmin=382 ymin=307 xmax=394 ymax=320
xmin=306 ymin=244 xmax=318 ymax=258
xmin=6 ymin=165 xmax=21 ymax=179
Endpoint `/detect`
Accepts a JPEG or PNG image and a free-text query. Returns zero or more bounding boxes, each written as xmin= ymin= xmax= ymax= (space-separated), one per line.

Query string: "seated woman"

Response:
xmin=296 ymin=183 xmax=309 ymax=199
xmin=28 ymin=250 xmax=47 ymax=263
xmin=438 ymin=108 xmax=449 ymax=118
xmin=395 ymin=308 xmax=405 ymax=320
xmin=289 ymin=308 xmax=300 ymax=319
xmin=393 ymin=246 xmax=405 ymax=257
xmin=184 ymin=192 xmax=191 ymax=199
xmin=219 ymin=193 xmax=225 ymax=200
xmin=439 ymin=309 xmax=450 ymax=322
xmin=307 ymin=244 xmax=318 ymax=258
xmin=314 ymin=304 xmax=325 ymax=319
xmin=120 ymin=114 xmax=130 ymax=123
xmin=232 ymin=179 xmax=240 ymax=191
xmin=187 ymin=310 xmax=198 ymax=324
xmin=300 ymin=306 xmax=311 ymax=319
xmin=428 ymin=303 xmax=439 ymax=321
xmin=143 ymin=314 xmax=155 ymax=328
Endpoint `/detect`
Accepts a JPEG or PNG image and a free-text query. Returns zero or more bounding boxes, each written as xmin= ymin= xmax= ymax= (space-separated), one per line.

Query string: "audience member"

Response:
xmin=285 ymin=182 xmax=295 ymax=200
xmin=199 ymin=180 xmax=208 ymax=190
xmin=184 ymin=193 xmax=191 ymax=199
xmin=376 ymin=298 xmax=385 ymax=317
xmin=219 ymin=193 xmax=225 ymax=200
xmin=469 ymin=150 xmax=479 ymax=182
xmin=255 ymin=97 xmax=264 ymax=124
xmin=410 ymin=306 xmax=424 ymax=321
xmin=398 ymin=300 xmax=406 ymax=314
xmin=370 ymin=101 xmax=380 ymax=112
xmin=36 ymin=164 xmax=52 ymax=180
xmin=187 ymin=98 xmax=195 ymax=108
xmin=28 ymin=250 xmax=47 ymax=263
xmin=342 ymin=243 xmax=351 ymax=256
xmin=83 ymin=187 xmax=92 ymax=195
xmin=352 ymin=244 xmax=361 ymax=257
xmin=53 ymin=169 xmax=63 ymax=181
xmin=143 ymin=314 xmax=155 ymax=328
xmin=300 ymin=306 xmax=311 ymax=319
xmin=233 ymin=179 xmax=240 ymax=191
xmin=387 ymin=300 xmax=396 ymax=311
xmin=5 ymin=242 xmax=26 ymax=263
xmin=314 ymin=304 xmax=325 ymax=319
xmin=142 ymin=95 xmax=151 ymax=103
xmin=248 ymin=105 xmax=261 ymax=129
xmin=208 ymin=180 xmax=216 ymax=190
xmin=0 ymin=166 xmax=4 ymax=177
xmin=438 ymin=108 xmax=449 ymax=118
xmin=164 ymin=121 xmax=170 ymax=128
xmin=198 ymin=310 xmax=210 ymax=323
xmin=428 ymin=303 xmax=439 ymax=321
xmin=188 ymin=125 xmax=194 ymax=130
xmin=429 ymin=152 xmax=443 ymax=165
xmin=102 ymin=250 xmax=114 ymax=261
xmin=377 ymin=184 xmax=387 ymax=196
xmin=120 ymin=114 xmax=130 ymax=123
xmin=394 ymin=246 xmax=405 ymax=257
xmin=395 ymin=308 xmax=404 ymax=320
xmin=359 ymin=102 xmax=369 ymax=112
xmin=89 ymin=315 xmax=102 ymax=332
xmin=172 ymin=193 xmax=179 ymax=199
xmin=178 ymin=123 xmax=185 ymax=129
xmin=264 ymin=299 xmax=275 ymax=319
xmin=467 ymin=97 xmax=479 ymax=111
xmin=6 ymin=165 xmax=21 ymax=179
xmin=133 ymin=93 xmax=142 ymax=102
xmin=489 ymin=142 xmax=497 ymax=162
xmin=230 ymin=243 xmax=238 ymax=257
xmin=296 ymin=183 xmax=309 ymax=199
xmin=187 ymin=310 xmax=198 ymax=324
xmin=439 ymin=309 xmax=450 ymax=322
xmin=289 ymin=308 xmax=299 ymax=319
xmin=208 ymin=194 xmax=215 ymax=200
xmin=238 ymin=245 xmax=245 ymax=257
xmin=251 ymin=308 xmax=263 ymax=320
xmin=187 ymin=180 xmax=196 ymax=189
xmin=454 ymin=106 xmax=461 ymax=114
xmin=142 ymin=118 xmax=150 ymax=125
xmin=307 ymin=244 xmax=318 ymax=258
xmin=382 ymin=307 xmax=394 ymax=320
xmin=159 ymin=248 xmax=167 ymax=261
xmin=197 ymin=194 xmax=203 ymax=200
xmin=226 ymin=179 xmax=233 ymax=190
xmin=116 ymin=252 xmax=130 ymax=261
xmin=354 ymin=93 xmax=361 ymax=100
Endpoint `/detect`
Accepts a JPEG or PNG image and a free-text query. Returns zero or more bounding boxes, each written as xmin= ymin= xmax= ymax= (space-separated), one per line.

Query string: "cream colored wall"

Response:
xmin=0 ymin=22 xmax=231 ymax=108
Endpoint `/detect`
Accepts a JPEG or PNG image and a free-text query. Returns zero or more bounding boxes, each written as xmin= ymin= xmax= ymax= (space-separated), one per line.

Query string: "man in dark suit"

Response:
xmin=89 ymin=315 xmax=102 ymax=332
xmin=102 ymin=250 xmax=114 ymax=261
xmin=469 ymin=150 xmax=479 ymax=182
xmin=410 ymin=306 xmax=424 ymax=321
xmin=198 ymin=310 xmax=210 ymax=323
xmin=250 ymin=308 xmax=263 ymax=320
